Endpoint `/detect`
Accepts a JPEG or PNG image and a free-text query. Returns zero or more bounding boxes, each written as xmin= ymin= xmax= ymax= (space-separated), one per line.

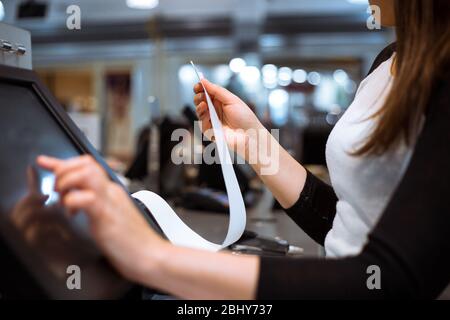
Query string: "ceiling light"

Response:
xmin=178 ymin=64 xmax=197 ymax=84
xmin=229 ymin=58 xmax=246 ymax=73
xmin=127 ymin=0 xmax=159 ymax=10
xmin=333 ymin=69 xmax=349 ymax=86
xmin=238 ymin=66 xmax=260 ymax=85
xmin=307 ymin=72 xmax=321 ymax=86
xmin=278 ymin=67 xmax=292 ymax=86
xmin=346 ymin=0 xmax=369 ymax=5
xmin=0 ymin=1 xmax=4 ymax=21
xmin=269 ymin=89 xmax=290 ymax=126
xmin=262 ymin=64 xmax=277 ymax=80
xmin=293 ymin=69 xmax=307 ymax=84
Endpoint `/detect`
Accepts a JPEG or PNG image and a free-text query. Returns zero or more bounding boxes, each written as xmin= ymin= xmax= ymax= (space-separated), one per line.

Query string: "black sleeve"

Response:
xmin=257 ymin=71 xmax=450 ymax=300
xmin=366 ymin=43 xmax=396 ymax=76
xmin=284 ymin=171 xmax=337 ymax=246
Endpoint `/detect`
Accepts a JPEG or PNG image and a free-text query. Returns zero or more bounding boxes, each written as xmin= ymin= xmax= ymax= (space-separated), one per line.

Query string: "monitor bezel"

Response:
xmin=0 ymin=65 xmax=120 ymax=182
xmin=0 ymin=65 xmax=163 ymax=230
xmin=0 ymin=64 xmax=163 ymax=298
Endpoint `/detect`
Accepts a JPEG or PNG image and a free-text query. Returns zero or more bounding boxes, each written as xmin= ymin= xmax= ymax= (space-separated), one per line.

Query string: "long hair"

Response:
xmin=354 ymin=0 xmax=450 ymax=156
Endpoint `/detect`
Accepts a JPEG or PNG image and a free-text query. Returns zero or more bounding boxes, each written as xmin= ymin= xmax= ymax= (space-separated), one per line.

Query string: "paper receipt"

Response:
xmin=132 ymin=61 xmax=246 ymax=251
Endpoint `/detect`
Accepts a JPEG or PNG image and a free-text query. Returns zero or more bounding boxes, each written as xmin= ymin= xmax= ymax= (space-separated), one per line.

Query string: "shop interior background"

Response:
xmin=0 ymin=0 xmax=394 ymax=165
xmin=2 ymin=0 xmax=449 ymax=300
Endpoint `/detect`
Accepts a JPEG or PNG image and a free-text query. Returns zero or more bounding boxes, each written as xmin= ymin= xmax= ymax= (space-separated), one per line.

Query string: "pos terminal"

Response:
xmin=0 ymin=23 xmax=162 ymax=299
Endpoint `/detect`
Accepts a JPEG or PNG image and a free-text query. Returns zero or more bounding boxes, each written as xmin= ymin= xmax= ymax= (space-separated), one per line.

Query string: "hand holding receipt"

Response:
xmin=132 ymin=62 xmax=247 ymax=251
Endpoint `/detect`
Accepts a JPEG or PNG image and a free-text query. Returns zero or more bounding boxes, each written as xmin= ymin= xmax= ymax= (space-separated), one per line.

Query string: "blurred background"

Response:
xmin=1 ymin=0 xmax=393 ymax=167
xmin=0 ymin=0 xmax=400 ymax=259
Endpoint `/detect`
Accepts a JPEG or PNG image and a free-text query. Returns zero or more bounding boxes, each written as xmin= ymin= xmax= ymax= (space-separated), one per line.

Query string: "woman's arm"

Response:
xmin=37 ymin=155 xmax=260 ymax=300
xmin=195 ymin=80 xmax=337 ymax=245
xmin=258 ymin=75 xmax=450 ymax=299
xmin=194 ymin=80 xmax=307 ymax=209
xmin=141 ymin=243 xmax=260 ymax=299
xmin=37 ymin=68 xmax=450 ymax=300
xmin=249 ymin=125 xmax=308 ymax=209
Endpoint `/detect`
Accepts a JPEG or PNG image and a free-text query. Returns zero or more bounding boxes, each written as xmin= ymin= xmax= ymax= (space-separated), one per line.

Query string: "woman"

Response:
xmin=38 ymin=0 xmax=450 ymax=299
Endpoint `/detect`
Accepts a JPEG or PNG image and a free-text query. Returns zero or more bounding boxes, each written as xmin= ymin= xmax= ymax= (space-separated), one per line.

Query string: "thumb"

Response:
xmin=201 ymin=79 xmax=238 ymax=104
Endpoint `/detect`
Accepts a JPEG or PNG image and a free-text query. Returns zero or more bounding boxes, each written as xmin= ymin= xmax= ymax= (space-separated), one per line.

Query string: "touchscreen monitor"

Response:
xmin=0 ymin=65 xmax=157 ymax=299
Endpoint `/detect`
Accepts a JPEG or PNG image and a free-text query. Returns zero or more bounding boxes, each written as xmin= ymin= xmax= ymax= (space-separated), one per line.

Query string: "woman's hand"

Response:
xmin=194 ymin=79 xmax=265 ymax=161
xmin=37 ymin=155 xmax=260 ymax=299
xmin=36 ymin=155 xmax=168 ymax=284
xmin=194 ymin=79 xmax=306 ymax=207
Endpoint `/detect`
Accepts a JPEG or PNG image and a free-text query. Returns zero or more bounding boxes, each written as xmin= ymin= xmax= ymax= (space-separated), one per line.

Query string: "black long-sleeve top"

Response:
xmin=257 ymin=44 xmax=450 ymax=299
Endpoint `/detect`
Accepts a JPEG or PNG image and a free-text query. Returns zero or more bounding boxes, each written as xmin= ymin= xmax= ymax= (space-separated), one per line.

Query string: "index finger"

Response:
xmin=200 ymin=79 xmax=238 ymax=104
xmin=37 ymin=155 xmax=93 ymax=178
xmin=36 ymin=155 xmax=65 ymax=172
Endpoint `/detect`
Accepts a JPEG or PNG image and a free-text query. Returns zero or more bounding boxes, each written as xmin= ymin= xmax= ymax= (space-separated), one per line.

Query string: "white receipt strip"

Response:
xmin=132 ymin=61 xmax=246 ymax=251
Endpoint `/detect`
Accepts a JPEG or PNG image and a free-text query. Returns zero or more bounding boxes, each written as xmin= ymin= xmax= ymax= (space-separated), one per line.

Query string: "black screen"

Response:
xmin=0 ymin=81 xmax=130 ymax=299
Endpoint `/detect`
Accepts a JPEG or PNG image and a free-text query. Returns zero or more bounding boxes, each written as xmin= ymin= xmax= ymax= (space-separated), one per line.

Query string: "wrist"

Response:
xmin=246 ymin=124 xmax=280 ymax=176
xmin=244 ymin=121 xmax=265 ymax=158
xmin=134 ymin=238 xmax=172 ymax=287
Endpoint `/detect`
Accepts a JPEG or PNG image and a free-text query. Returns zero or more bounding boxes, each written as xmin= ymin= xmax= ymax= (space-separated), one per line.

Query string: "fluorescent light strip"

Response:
xmin=126 ymin=0 xmax=159 ymax=10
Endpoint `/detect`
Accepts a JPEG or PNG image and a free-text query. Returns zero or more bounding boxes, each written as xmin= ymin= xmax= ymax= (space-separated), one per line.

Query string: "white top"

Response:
xmin=324 ymin=54 xmax=418 ymax=257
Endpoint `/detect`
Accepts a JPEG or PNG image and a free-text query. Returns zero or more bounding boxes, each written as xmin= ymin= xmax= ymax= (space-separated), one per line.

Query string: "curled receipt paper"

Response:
xmin=132 ymin=61 xmax=246 ymax=251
